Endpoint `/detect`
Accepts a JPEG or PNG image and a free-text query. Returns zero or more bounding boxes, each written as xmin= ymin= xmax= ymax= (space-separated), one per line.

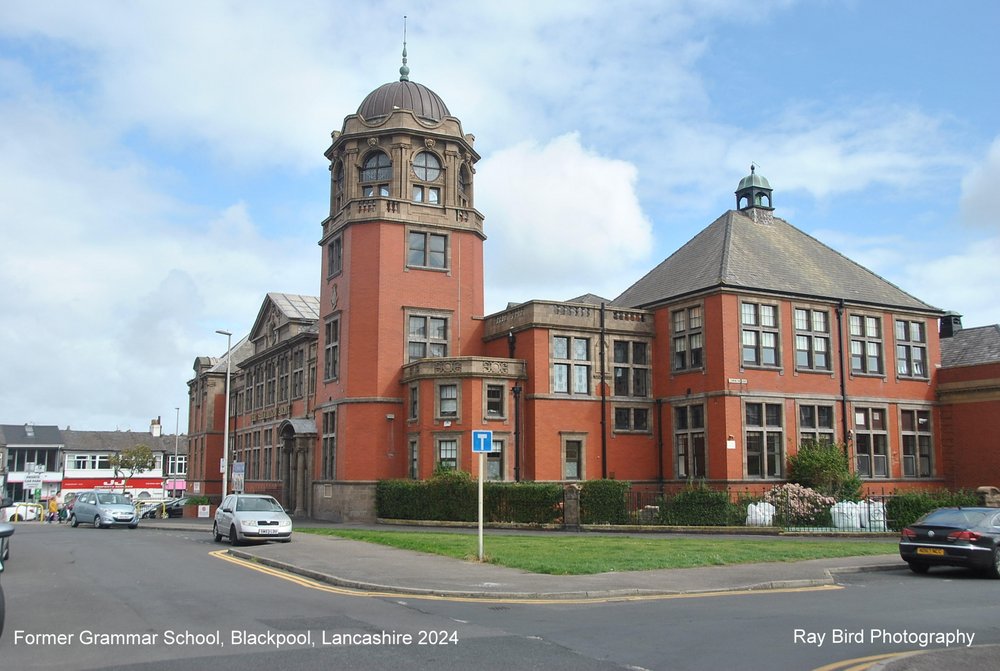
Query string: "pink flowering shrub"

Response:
xmin=763 ymin=483 xmax=836 ymax=527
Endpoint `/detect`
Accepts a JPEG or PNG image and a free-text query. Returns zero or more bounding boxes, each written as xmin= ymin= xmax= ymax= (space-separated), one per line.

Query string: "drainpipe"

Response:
xmin=835 ymin=300 xmax=850 ymax=448
xmin=600 ymin=303 xmax=608 ymax=479
xmin=656 ymin=398 xmax=664 ymax=485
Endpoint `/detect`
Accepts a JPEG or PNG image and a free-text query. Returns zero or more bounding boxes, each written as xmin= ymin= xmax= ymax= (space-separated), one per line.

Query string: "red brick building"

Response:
xmin=186 ymin=65 xmax=1000 ymax=520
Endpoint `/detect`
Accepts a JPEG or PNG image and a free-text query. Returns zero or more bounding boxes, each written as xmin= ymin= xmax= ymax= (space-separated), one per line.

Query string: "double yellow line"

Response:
xmin=210 ymin=549 xmax=842 ymax=605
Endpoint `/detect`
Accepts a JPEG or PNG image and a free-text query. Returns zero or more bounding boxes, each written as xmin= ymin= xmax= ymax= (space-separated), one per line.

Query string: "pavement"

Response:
xmin=138 ymin=517 xmax=990 ymax=669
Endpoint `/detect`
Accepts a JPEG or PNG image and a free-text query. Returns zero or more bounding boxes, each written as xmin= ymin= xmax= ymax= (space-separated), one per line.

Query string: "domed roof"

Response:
xmin=736 ymin=165 xmax=771 ymax=191
xmin=357 ymin=80 xmax=451 ymax=123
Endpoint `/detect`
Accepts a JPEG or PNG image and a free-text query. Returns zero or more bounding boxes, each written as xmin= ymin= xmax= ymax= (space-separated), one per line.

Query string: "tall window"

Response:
xmin=672 ymin=306 xmax=704 ymax=371
xmin=244 ymin=372 xmax=253 ymax=412
xmin=254 ymin=365 xmax=264 ymax=409
xmin=563 ymin=439 xmax=583 ymax=480
xmin=458 ymin=166 xmax=471 ymax=207
xmin=794 ymin=308 xmax=831 ymax=371
xmin=409 ymin=384 xmax=419 ymax=420
xmin=895 ymin=319 xmax=927 ymax=378
xmin=292 ymin=348 xmax=305 ymax=398
xmin=854 ymin=407 xmax=889 ymax=478
xmin=746 ymin=402 xmax=783 ymax=478
xmin=437 ymin=383 xmax=458 ymax=418
xmin=436 ymin=438 xmax=458 ymax=471
xmin=322 ymin=410 xmax=336 ymax=480
xmin=407 ymin=231 xmax=447 ymax=269
xmin=613 ymin=340 xmax=650 ymax=397
xmin=742 ymin=302 xmax=780 ymax=366
xmin=278 ymin=354 xmax=289 ymax=402
xmin=485 ymin=383 xmax=505 ymax=418
xmin=407 ymin=314 xmax=448 ymax=361
xmin=327 ymin=235 xmax=343 ymax=277
xmin=799 ymin=404 xmax=835 ymax=444
xmin=361 ymin=152 xmax=390 ymax=196
xmin=408 ymin=438 xmax=419 ymax=479
xmin=262 ymin=428 xmax=273 ymax=480
xmin=901 ymin=409 xmax=932 ymax=477
xmin=553 ymin=335 xmax=590 ymax=395
xmin=324 ymin=317 xmax=340 ymax=380
xmin=675 ymin=404 xmax=706 ymax=479
xmin=332 ymin=161 xmax=345 ymax=211
xmin=265 ymin=361 xmax=276 ymax=405
xmin=850 ymin=315 xmax=884 ymax=375
xmin=487 ymin=439 xmax=505 ymax=481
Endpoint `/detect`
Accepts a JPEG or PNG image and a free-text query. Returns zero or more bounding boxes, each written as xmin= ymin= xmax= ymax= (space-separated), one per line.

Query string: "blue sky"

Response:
xmin=1 ymin=1 xmax=997 ymax=432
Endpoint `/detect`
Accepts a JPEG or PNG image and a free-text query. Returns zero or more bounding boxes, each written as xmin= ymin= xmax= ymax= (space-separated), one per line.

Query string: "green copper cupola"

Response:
xmin=736 ymin=164 xmax=774 ymax=211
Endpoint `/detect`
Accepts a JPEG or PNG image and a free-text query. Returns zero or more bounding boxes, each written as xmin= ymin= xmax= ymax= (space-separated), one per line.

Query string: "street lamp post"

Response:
xmin=216 ymin=329 xmax=233 ymax=500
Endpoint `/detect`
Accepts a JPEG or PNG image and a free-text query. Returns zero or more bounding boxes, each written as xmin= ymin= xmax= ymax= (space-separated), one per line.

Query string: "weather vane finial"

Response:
xmin=399 ymin=15 xmax=410 ymax=82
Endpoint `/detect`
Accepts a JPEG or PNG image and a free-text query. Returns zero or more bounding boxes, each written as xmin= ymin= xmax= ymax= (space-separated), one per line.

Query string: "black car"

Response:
xmin=899 ymin=507 xmax=1000 ymax=578
xmin=140 ymin=498 xmax=189 ymax=519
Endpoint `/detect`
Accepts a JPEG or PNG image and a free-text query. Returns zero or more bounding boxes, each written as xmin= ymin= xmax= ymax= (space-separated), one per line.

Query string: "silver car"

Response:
xmin=214 ymin=494 xmax=292 ymax=545
xmin=69 ymin=491 xmax=139 ymax=529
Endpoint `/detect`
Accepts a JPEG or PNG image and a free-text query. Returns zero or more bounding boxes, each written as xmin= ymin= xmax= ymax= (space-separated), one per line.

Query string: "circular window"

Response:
xmin=413 ymin=152 xmax=441 ymax=181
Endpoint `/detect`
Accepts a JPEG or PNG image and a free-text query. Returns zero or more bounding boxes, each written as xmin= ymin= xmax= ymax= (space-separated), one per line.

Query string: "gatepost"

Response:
xmin=563 ymin=483 xmax=581 ymax=531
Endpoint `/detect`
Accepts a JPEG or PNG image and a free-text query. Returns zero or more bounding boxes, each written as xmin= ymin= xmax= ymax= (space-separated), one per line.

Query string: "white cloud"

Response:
xmin=479 ymin=133 xmax=653 ymax=310
xmin=960 ymin=137 xmax=1000 ymax=229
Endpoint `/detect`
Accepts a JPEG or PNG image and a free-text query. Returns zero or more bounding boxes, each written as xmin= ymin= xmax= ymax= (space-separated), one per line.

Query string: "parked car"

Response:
xmin=69 ymin=490 xmax=139 ymax=529
xmin=0 ymin=520 xmax=13 ymax=639
xmin=2 ymin=502 xmax=41 ymax=523
xmin=137 ymin=498 xmax=187 ymax=519
xmin=899 ymin=507 xmax=1000 ymax=578
xmin=214 ymin=494 xmax=292 ymax=545
xmin=0 ymin=497 xmax=12 ymax=562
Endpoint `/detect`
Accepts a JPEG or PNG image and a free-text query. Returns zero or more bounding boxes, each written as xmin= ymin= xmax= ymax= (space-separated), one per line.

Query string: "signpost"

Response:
xmin=471 ymin=430 xmax=494 ymax=561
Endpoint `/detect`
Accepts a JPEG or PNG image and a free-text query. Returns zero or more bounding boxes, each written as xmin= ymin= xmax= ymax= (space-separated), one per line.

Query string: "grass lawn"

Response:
xmin=300 ymin=529 xmax=898 ymax=575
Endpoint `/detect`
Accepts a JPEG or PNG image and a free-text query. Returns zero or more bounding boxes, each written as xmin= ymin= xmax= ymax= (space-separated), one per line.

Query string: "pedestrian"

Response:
xmin=47 ymin=491 xmax=59 ymax=523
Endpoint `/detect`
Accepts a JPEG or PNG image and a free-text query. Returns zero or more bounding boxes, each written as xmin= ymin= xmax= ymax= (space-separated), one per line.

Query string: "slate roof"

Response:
xmin=940 ymin=325 xmax=1000 ymax=368
xmin=613 ymin=209 xmax=941 ymax=314
xmin=208 ymin=334 xmax=254 ymax=375
xmin=61 ymin=430 xmax=185 ymax=454
xmin=567 ymin=293 xmax=613 ymax=306
xmin=0 ymin=424 xmax=62 ymax=446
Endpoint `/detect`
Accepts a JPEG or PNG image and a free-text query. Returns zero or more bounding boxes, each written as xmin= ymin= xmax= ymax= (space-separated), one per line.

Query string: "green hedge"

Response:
xmin=886 ymin=489 xmax=980 ymax=531
xmin=658 ymin=483 xmax=746 ymax=526
xmin=376 ymin=472 xmax=563 ymax=524
xmin=579 ymin=479 xmax=630 ymax=524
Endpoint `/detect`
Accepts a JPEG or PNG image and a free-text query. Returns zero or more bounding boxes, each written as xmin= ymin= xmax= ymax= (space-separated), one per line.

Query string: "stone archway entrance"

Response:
xmin=277 ymin=419 xmax=316 ymax=517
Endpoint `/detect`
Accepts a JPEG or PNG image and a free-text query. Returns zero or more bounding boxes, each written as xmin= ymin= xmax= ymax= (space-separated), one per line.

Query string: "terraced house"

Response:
xmin=186 ymin=60 xmax=1000 ymax=521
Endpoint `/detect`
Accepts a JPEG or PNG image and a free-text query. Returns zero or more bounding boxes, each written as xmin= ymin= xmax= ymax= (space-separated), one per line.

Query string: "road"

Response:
xmin=1 ymin=522 xmax=998 ymax=670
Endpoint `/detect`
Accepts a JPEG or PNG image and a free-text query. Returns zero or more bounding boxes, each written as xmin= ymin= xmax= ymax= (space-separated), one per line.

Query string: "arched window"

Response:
xmin=412 ymin=151 xmax=442 ymax=204
xmin=333 ymin=161 xmax=345 ymax=209
xmin=412 ymin=152 xmax=441 ymax=181
xmin=361 ymin=152 xmax=391 ymax=197
xmin=458 ymin=166 xmax=470 ymax=207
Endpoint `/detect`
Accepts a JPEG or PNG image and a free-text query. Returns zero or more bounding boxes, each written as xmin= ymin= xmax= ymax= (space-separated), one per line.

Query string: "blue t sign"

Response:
xmin=471 ymin=430 xmax=494 ymax=453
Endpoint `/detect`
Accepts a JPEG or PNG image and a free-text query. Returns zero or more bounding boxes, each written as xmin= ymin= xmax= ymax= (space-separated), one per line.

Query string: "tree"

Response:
xmin=787 ymin=441 xmax=862 ymax=501
xmin=109 ymin=444 xmax=156 ymax=494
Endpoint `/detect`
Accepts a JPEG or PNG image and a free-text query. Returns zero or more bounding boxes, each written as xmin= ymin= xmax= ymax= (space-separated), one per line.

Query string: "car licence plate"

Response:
xmin=917 ymin=547 xmax=945 ymax=556
xmin=257 ymin=528 xmax=278 ymax=535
